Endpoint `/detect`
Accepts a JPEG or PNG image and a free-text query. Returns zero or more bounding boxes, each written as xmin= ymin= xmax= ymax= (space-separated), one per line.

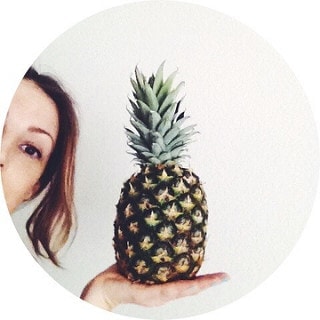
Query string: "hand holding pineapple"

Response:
xmin=81 ymin=263 xmax=229 ymax=310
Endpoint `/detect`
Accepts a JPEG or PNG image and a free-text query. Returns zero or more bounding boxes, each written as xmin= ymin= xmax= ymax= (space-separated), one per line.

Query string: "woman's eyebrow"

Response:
xmin=27 ymin=126 xmax=55 ymax=144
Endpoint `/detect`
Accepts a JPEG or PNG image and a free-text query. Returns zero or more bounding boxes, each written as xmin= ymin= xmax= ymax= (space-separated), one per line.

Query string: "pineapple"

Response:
xmin=113 ymin=62 xmax=208 ymax=284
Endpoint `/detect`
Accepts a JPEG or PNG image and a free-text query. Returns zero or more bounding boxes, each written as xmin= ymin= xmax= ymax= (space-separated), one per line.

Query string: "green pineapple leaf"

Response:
xmin=126 ymin=63 xmax=198 ymax=165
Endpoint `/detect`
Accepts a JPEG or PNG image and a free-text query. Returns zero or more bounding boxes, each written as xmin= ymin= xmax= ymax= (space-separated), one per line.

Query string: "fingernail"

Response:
xmin=220 ymin=273 xmax=230 ymax=283
xmin=222 ymin=273 xmax=230 ymax=281
xmin=212 ymin=273 xmax=230 ymax=286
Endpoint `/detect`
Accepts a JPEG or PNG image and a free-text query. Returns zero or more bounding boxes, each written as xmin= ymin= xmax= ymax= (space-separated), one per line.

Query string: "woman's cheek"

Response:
xmin=2 ymin=159 xmax=43 ymax=213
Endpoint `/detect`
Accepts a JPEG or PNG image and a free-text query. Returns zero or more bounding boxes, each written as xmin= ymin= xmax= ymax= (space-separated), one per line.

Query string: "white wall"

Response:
xmin=2 ymin=1 xmax=320 ymax=320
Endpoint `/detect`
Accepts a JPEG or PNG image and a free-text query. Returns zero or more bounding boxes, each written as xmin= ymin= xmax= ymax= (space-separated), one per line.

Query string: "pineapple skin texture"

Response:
xmin=113 ymin=164 xmax=208 ymax=284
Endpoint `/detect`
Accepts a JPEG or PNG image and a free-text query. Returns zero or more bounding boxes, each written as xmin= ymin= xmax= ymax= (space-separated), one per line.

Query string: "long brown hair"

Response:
xmin=24 ymin=67 xmax=79 ymax=266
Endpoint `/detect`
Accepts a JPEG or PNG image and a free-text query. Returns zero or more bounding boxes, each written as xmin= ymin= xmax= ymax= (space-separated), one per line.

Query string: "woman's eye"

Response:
xmin=20 ymin=144 xmax=42 ymax=159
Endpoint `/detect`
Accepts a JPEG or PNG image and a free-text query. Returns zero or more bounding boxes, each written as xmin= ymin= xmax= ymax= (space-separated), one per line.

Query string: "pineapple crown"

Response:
xmin=126 ymin=62 xmax=197 ymax=166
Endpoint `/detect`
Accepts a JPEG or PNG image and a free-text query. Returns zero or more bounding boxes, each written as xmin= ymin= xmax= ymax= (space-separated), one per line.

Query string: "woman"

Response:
xmin=1 ymin=67 xmax=229 ymax=312
xmin=1 ymin=67 xmax=79 ymax=266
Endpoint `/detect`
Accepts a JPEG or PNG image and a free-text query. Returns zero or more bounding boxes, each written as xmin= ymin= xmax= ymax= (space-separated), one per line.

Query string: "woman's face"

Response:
xmin=1 ymin=79 xmax=59 ymax=213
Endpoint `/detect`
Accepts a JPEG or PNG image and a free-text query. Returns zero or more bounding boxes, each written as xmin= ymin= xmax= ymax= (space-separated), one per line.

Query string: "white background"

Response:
xmin=1 ymin=1 xmax=320 ymax=320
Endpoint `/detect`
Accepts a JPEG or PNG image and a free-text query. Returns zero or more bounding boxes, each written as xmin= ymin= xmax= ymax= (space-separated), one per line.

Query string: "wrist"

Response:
xmin=80 ymin=277 xmax=119 ymax=311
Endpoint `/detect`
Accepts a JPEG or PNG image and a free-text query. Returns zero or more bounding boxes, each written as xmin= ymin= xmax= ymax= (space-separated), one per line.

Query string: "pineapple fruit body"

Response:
xmin=114 ymin=164 xmax=208 ymax=283
xmin=113 ymin=63 xmax=209 ymax=283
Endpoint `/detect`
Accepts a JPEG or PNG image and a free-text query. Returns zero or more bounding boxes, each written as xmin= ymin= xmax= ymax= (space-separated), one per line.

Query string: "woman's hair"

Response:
xmin=24 ymin=67 xmax=79 ymax=266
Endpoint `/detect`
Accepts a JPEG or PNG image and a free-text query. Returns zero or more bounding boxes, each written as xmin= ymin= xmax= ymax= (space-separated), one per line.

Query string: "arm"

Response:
xmin=80 ymin=264 xmax=229 ymax=311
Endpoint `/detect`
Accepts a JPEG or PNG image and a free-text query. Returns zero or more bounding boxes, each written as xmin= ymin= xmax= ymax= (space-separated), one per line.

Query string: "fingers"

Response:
xmin=183 ymin=273 xmax=230 ymax=297
xmin=130 ymin=273 xmax=230 ymax=307
xmin=164 ymin=273 xmax=230 ymax=300
xmin=193 ymin=272 xmax=230 ymax=290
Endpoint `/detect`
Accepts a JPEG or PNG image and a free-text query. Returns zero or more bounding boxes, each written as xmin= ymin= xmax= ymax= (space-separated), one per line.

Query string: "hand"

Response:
xmin=80 ymin=264 xmax=229 ymax=311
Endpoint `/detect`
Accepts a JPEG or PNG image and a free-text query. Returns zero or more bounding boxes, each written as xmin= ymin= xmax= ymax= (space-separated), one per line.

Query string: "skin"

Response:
xmin=1 ymin=80 xmax=58 ymax=213
xmin=1 ymin=79 xmax=229 ymax=311
xmin=81 ymin=264 xmax=229 ymax=310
